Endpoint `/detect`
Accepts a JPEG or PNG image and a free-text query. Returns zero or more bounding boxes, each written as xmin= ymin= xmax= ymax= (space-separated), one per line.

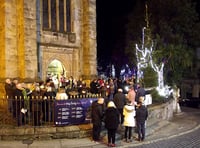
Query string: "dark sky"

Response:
xmin=96 ymin=0 xmax=136 ymax=69
xmin=96 ymin=0 xmax=200 ymax=70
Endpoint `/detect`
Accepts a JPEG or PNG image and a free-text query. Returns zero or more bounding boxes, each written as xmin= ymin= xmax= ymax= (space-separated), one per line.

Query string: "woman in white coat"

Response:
xmin=123 ymin=101 xmax=136 ymax=143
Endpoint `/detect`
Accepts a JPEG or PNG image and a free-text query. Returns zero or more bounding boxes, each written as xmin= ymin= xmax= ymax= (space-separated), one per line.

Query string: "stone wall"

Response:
xmin=0 ymin=124 xmax=93 ymax=141
xmin=0 ymin=0 xmax=97 ymax=95
xmin=24 ymin=0 xmax=37 ymax=79
xmin=0 ymin=98 xmax=176 ymax=141
xmin=148 ymin=99 xmax=174 ymax=121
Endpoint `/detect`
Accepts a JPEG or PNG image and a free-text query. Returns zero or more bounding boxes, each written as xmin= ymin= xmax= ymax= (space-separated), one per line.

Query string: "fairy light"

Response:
xmin=135 ymin=3 xmax=172 ymax=97
xmin=136 ymin=31 xmax=171 ymax=97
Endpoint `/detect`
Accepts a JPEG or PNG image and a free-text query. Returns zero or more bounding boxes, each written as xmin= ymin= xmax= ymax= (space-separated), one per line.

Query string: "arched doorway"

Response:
xmin=46 ymin=59 xmax=66 ymax=79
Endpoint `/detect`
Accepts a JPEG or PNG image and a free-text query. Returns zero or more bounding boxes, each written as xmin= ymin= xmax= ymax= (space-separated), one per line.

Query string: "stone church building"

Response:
xmin=0 ymin=0 xmax=97 ymax=94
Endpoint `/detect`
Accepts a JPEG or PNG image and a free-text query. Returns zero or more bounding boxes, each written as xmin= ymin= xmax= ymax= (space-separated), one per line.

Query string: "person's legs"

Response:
xmin=8 ymin=97 xmax=13 ymax=113
xmin=124 ymin=126 xmax=128 ymax=141
xmin=93 ymin=125 xmax=101 ymax=141
xmin=107 ymin=129 xmax=112 ymax=144
xmin=137 ymin=122 xmax=142 ymax=141
xmin=118 ymin=108 xmax=124 ymax=124
xmin=97 ymin=125 xmax=102 ymax=140
xmin=111 ymin=129 xmax=117 ymax=144
xmin=128 ymin=127 xmax=132 ymax=141
xmin=141 ymin=122 xmax=146 ymax=140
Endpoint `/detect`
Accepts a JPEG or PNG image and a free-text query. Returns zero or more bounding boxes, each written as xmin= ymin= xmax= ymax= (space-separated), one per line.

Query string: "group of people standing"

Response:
xmin=91 ymin=84 xmax=148 ymax=147
xmin=4 ymin=78 xmax=65 ymax=126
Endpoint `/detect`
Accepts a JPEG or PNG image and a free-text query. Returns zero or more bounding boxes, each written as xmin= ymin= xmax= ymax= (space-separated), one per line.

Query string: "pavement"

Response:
xmin=0 ymin=106 xmax=200 ymax=148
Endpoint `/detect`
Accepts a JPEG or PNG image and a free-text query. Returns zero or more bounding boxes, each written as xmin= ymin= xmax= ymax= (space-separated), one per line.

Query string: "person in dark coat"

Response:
xmin=91 ymin=98 xmax=105 ymax=143
xmin=43 ymin=81 xmax=56 ymax=122
xmin=113 ymin=88 xmax=126 ymax=125
xmin=135 ymin=83 xmax=146 ymax=103
xmin=90 ymin=79 xmax=99 ymax=94
xmin=135 ymin=97 xmax=148 ymax=141
xmin=104 ymin=101 xmax=119 ymax=147
xmin=31 ymin=84 xmax=43 ymax=126
xmin=13 ymin=83 xmax=25 ymax=126
xmin=5 ymin=78 xmax=14 ymax=113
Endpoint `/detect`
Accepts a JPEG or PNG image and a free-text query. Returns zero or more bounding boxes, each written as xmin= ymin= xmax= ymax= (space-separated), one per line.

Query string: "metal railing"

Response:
xmin=0 ymin=96 xmax=55 ymax=127
xmin=0 ymin=95 xmax=99 ymax=127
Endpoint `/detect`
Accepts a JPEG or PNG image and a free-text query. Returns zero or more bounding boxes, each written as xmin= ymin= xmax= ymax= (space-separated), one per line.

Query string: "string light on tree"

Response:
xmin=135 ymin=3 xmax=171 ymax=97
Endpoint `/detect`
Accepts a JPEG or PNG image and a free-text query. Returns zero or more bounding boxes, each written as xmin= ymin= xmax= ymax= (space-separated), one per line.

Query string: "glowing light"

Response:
xmin=135 ymin=3 xmax=172 ymax=97
xmin=135 ymin=28 xmax=171 ymax=97
xmin=111 ymin=64 xmax=115 ymax=78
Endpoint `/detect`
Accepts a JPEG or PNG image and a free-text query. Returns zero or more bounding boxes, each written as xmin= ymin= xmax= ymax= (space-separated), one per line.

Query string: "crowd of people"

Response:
xmin=91 ymin=84 xmax=148 ymax=147
xmin=4 ymin=74 xmax=148 ymax=146
xmin=4 ymin=78 xmax=57 ymax=126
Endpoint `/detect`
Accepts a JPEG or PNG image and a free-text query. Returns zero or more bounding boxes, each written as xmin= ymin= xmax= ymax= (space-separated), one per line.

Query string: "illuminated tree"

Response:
xmin=126 ymin=0 xmax=200 ymax=87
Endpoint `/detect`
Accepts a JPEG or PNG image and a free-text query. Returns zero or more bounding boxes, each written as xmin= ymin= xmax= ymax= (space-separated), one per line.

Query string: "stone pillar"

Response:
xmin=16 ymin=0 xmax=26 ymax=79
xmin=82 ymin=0 xmax=97 ymax=83
xmin=0 ymin=0 xmax=6 ymax=95
xmin=3 ymin=0 xmax=19 ymax=78
xmin=23 ymin=0 xmax=37 ymax=80
xmin=0 ymin=0 xmax=37 ymax=81
xmin=0 ymin=0 xmax=6 ymax=79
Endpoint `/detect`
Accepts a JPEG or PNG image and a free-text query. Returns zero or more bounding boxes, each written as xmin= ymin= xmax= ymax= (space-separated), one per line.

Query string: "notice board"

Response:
xmin=54 ymin=98 xmax=97 ymax=126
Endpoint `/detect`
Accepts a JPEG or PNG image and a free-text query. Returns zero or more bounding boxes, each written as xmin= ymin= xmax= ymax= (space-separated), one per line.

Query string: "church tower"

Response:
xmin=0 ymin=0 xmax=97 ymax=94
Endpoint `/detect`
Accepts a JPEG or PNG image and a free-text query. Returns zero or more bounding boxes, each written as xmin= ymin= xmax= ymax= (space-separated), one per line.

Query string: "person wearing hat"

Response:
xmin=104 ymin=101 xmax=119 ymax=147
xmin=135 ymin=96 xmax=148 ymax=141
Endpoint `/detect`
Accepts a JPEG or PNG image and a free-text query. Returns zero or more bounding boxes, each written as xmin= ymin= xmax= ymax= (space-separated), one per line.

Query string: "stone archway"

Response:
xmin=42 ymin=48 xmax=74 ymax=81
xmin=46 ymin=59 xmax=66 ymax=79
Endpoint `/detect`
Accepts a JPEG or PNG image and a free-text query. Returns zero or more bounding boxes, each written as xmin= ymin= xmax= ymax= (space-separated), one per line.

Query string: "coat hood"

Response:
xmin=124 ymin=105 xmax=135 ymax=112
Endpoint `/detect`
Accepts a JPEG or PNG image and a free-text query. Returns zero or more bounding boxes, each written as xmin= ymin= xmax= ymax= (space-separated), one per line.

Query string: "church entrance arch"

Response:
xmin=46 ymin=59 xmax=66 ymax=80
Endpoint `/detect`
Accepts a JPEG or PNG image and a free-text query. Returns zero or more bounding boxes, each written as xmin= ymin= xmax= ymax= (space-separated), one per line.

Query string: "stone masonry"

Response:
xmin=0 ymin=0 xmax=97 ymax=96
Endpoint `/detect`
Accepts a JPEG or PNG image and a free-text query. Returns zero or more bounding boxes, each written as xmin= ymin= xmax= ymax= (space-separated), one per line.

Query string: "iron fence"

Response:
xmin=0 ymin=94 xmax=99 ymax=127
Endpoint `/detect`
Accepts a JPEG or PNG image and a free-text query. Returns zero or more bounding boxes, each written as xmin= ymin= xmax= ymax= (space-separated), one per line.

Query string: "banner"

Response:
xmin=54 ymin=98 xmax=97 ymax=126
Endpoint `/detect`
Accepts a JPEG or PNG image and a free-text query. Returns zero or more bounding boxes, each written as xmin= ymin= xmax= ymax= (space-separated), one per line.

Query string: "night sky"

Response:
xmin=96 ymin=0 xmax=200 ymax=71
xmin=96 ymin=0 xmax=136 ymax=70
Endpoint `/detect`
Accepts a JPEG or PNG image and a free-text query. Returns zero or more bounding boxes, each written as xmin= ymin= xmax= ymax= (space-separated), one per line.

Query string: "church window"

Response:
xmin=42 ymin=0 xmax=71 ymax=33
xmin=42 ymin=0 xmax=49 ymax=28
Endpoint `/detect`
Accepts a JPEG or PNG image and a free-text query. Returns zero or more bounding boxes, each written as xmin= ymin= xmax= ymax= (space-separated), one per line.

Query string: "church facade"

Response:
xmin=0 ymin=0 xmax=97 ymax=93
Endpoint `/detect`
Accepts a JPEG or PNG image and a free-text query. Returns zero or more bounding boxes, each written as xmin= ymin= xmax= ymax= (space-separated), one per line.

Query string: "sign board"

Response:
xmin=54 ymin=98 xmax=97 ymax=126
xmin=144 ymin=94 xmax=152 ymax=106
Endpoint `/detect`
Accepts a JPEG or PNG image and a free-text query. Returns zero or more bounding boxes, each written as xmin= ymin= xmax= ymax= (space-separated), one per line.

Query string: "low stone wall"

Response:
xmin=0 ymin=98 xmax=176 ymax=141
xmin=0 ymin=124 xmax=93 ymax=141
xmin=148 ymin=98 xmax=174 ymax=121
